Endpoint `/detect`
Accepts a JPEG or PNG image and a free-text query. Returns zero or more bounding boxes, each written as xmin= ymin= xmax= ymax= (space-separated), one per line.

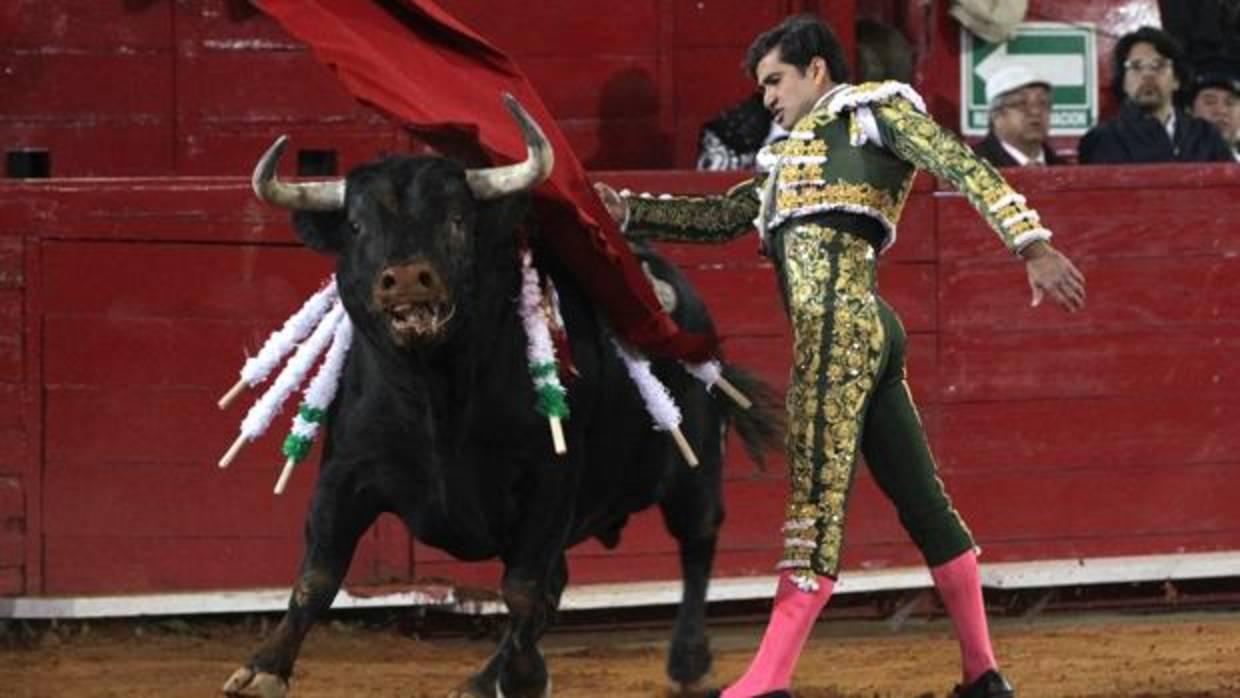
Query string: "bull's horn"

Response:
xmin=251 ymin=135 xmax=346 ymax=211
xmin=465 ymin=94 xmax=555 ymax=200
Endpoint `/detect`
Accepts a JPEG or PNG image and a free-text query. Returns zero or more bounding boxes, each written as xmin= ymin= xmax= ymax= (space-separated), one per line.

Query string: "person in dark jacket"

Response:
xmin=1079 ymin=26 xmax=1233 ymax=164
xmin=974 ymin=64 xmax=1065 ymax=167
xmin=1189 ymin=70 xmax=1239 ymax=161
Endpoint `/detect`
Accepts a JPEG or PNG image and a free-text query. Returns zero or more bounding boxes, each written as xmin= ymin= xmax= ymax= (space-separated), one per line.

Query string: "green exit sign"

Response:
xmin=961 ymin=22 xmax=1098 ymax=136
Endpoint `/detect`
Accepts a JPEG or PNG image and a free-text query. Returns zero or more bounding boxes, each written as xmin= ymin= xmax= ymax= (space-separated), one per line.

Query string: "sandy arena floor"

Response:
xmin=3 ymin=608 xmax=1239 ymax=697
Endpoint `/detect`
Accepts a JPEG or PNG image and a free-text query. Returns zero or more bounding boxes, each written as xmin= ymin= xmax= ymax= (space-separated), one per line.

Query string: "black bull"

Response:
xmin=223 ymin=101 xmax=781 ymax=698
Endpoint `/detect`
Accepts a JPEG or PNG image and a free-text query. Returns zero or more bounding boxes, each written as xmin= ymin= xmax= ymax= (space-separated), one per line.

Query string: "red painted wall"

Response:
xmin=1 ymin=0 xmax=828 ymax=178
xmin=1 ymin=163 xmax=1236 ymax=596
xmin=0 ymin=0 xmax=1164 ymax=178
xmin=3 ymin=0 xmax=1231 ymax=599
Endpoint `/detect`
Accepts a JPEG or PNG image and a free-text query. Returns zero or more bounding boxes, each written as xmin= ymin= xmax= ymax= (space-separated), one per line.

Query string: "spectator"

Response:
xmin=1079 ymin=26 xmax=1233 ymax=163
xmin=1189 ymin=71 xmax=1240 ymax=161
xmin=696 ymin=92 xmax=788 ymax=171
xmin=974 ymin=64 xmax=1064 ymax=167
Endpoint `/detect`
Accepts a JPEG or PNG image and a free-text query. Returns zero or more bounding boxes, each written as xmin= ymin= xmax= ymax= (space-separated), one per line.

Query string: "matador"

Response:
xmin=596 ymin=14 xmax=1085 ymax=698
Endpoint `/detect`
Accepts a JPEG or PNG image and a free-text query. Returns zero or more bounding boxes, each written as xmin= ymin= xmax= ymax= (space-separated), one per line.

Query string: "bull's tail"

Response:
xmin=715 ymin=365 xmax=784 ymax=471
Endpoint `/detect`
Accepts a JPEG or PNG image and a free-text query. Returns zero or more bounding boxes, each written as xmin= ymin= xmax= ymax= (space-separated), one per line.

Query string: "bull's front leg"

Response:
xmin=222 ymin=472 xmax=381 ymax=698
xmin=492 ymin=465 xmax=578 ymax=698
xmin=452 ymin=557 xmax=567 ymax=698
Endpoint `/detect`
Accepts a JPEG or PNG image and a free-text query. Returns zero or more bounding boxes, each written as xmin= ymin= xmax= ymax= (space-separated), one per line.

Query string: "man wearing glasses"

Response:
xmin=975 ymin=64 xmax=1065 ymax=167
xmin=1079 ymin=26 xmax=1233 ymax=163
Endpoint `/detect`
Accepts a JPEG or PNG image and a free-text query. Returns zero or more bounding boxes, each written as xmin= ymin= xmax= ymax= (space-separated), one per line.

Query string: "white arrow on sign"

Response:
xmin=975 ymin=44 xmax=1085 ymax=86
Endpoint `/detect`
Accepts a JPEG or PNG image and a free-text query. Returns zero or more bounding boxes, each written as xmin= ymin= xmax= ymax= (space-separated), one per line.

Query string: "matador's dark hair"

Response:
xmin=744 ymin=14 xmax=850 ymax=83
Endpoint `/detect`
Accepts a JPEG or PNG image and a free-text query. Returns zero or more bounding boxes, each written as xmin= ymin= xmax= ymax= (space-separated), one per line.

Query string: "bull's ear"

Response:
xmin=291 ymin=210 xmax=350 ymax=254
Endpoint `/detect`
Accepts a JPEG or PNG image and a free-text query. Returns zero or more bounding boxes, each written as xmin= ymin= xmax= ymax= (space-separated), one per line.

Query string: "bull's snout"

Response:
xmin=373 ymin=259 xmax=456 ymax=344
xmin=376 ymin=260 xmax=445 ymax=300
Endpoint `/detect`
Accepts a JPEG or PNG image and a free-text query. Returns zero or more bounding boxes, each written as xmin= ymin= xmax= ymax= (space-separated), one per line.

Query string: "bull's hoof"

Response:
xmin=221 ymin=666 xmax=288 ymax=698
xmin=666 ymin=678 xmax=712 ymax=697
xmin=447 ymin=681 xmax=496 ymax=698
xmin=496 ymin=676 xmax=551 ymax=698
xmin=667 ymin=637 xmax=712 ymax=686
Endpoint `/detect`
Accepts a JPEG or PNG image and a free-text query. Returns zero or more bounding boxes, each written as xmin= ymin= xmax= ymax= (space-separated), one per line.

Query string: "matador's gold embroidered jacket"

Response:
xmin=622 ymin=81 xmax=1052 ymax=253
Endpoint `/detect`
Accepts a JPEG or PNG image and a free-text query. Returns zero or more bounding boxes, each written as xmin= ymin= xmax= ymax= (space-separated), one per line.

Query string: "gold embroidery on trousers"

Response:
xmin=778 ymin=224 xmax=885 ymax=585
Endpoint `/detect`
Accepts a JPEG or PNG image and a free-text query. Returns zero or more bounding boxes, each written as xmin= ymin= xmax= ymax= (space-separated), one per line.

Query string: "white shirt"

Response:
xmin=998 ymin=138 xmax=1046 ymax=166
xmin=1163 ymin=110 xmax=1177 ymax=141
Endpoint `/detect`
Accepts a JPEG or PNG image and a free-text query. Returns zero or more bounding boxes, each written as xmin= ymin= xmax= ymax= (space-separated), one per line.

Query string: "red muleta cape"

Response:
xmin=258 ymin=0 xmax=718 ymax=362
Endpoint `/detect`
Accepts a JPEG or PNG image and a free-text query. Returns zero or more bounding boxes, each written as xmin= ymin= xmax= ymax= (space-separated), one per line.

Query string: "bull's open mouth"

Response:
xmin=386 ymin=302 xmax=456 ymax=340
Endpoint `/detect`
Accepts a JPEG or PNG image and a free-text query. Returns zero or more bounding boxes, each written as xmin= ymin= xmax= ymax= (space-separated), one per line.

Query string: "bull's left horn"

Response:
xmin=252 ymin=135 xmax=346 ymax=211
xmin=465 ymin=94 xmax=555 ymax=200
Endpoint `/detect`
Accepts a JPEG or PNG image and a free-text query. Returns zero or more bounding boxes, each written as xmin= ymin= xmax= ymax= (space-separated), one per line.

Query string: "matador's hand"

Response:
xmin=593 ymin=182 xmax=629 ymax=226
xmin=1022 ymin=241 xmax=1086 ymax=312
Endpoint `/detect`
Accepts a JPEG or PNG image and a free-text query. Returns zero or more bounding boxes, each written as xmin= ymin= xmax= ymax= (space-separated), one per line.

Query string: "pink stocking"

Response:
xmin=721 ymin=572 xmax=835 ymax=697
xmin=931 ymin=549 xmax=997 ymax=683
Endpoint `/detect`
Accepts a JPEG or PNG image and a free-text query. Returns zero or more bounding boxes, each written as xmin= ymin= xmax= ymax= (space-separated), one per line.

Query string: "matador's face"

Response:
xmin=756 ymin=48 xmax=832 ymax=130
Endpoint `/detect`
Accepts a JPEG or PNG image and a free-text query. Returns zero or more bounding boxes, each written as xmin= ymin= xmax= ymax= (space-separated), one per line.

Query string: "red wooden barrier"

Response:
xmin=0 ymin=163 xmax=1236 ymax=597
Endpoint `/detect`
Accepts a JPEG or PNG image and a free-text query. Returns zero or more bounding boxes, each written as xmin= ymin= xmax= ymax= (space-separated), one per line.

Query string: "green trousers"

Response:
xmin=770 ymin=221 xmax=974 ymax=589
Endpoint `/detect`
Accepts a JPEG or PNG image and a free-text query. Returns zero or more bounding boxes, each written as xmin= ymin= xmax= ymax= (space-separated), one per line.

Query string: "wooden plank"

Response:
xmin=938 ymin=183 xmax=1240 ymax=261
xmin=522 ymin=56 xmax=663 ymax=121
xmin=439 ymin=0 xmax=660 ymax=57
xmin=21 ymin=238 xmax=41 ymax=592
xmin=43 ymin=528 xmax=405 ymax=595
xmin=555 ymin=116 xmax=673 ymax=170
xmin=935 ymin=396 xmax=1240 ymax=473
xmin=1 ymin=0 xmax=172 ymax=49
xmin=0 ymin=52 xmax=172 ymax=118
xmin=0 ymin=290 xmax=22 ymax=382
xmin=44 ymin=315 xmax=295 ymax=388
xmin=177 ymin=126 xmax=403 ymax=178
xmin=0 ymin=474 xmax=23 ymax=586
xmin=174 ymin=0 xmax=303 ymax=46
xmin=1 ymin=181 xmax=289 ymax=241
xmin=967 ymin=530 xmax=1240 ymax=565
xmin=1 ymin=122 xmax=178 ymax=178
xmin=0 ymin=429 xmax=29 ymax=475
xmin=889 ymin=192 xmax=938 ymax=262
xmin=0 ymin=383 xmax=22 ymax=431
xmin=939 ymin=327 xmax=1240 ymax=402
xmin=42 ymin=241 xmax=333 ymax=319
xmin=0 ymin=476 xmax=22 ymax=520
xmin=42 ymin=535 xmax=303 ymax=594
xmin=942 ymin=464 xmax=1240 ymax=543
xmin=175 ymin=43 xmax=375 ymax=125
xmin=45 ymin=385 xmax=275 ymax=466
xmin=0 ymin=567 xmax=22 ymax=595
xmin=42 ymin=460 xmax=317 ymax=538
xmin=939 ymin=256 xmax=1240 ymax=333
xmin=0 ymin=236 xmax=25 ymax=288
xmin=672 ymin=0 xmax=792 ymax=47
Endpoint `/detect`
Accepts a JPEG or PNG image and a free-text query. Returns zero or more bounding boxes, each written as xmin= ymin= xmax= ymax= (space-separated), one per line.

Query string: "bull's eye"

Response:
xmin=349 ymin=219 xmax=363 ymax=235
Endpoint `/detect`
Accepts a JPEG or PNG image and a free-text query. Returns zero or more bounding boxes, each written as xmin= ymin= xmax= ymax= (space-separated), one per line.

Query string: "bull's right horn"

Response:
xmin=252 ymin=135 xmax=346 ymax=211
xmin=465 ymin=94 xmax=555 ymax=200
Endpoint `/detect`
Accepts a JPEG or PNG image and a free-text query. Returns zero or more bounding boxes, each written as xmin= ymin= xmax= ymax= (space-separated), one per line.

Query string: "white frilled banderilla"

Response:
xmin=216 ymin=266 xmax=753 ymax=492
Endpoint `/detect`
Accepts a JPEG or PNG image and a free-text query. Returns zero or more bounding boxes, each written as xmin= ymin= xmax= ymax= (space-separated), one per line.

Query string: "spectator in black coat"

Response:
xmin=974 ymin=64 xmax=1064 ymax=167
xmin=1189 ymin=71 xmax=1239 ymax=161
xmin=1079 ymin=27 xmax=1233 ymax=164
